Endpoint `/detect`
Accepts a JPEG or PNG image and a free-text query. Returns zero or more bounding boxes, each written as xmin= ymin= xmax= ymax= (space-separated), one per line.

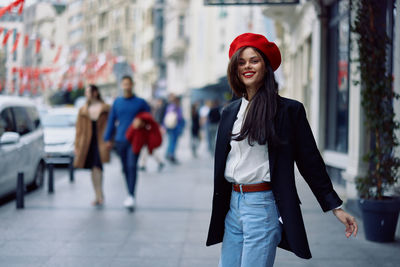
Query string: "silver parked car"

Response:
xmin=41 ymin=107 xmax=77 ymax=164
xmin=0 ymin=96 xmax=46 ymax=198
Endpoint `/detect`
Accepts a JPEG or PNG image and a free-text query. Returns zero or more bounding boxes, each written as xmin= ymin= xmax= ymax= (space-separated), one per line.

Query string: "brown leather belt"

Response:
xmin=232 ymin=182 xmax=272 ymax=193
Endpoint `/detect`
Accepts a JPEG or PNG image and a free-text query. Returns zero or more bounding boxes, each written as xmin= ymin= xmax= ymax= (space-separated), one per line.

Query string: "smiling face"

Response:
xmin=237 ymin=47 xmax=266 ymax=94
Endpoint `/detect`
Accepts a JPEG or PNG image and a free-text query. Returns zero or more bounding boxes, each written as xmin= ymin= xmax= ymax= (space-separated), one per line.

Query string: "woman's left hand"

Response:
xmin=332 ymin=208 xmax=358 ymax=238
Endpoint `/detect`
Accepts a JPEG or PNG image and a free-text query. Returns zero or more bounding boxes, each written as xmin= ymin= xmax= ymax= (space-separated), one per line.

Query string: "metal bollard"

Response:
xmin=16 ymin=172 xmax=24 ymax=209
xmin=69 ymin=156 xmax=74 ymax=183
xmin=48 ymin=163 xmax=54 ymax=194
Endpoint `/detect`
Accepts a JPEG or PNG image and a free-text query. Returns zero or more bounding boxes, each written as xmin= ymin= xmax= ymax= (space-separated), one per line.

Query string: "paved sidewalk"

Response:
xmin=0 ymin=132 xmax=399 ymax=267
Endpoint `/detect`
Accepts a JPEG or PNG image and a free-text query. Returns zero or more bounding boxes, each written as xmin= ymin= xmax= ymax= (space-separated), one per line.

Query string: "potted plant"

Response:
xmin=352 ymin=0 xmax=400 ymax=242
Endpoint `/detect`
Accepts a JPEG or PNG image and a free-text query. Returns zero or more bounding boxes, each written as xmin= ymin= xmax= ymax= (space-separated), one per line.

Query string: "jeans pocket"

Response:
xmin=242 ymin=191 xmax=274 ymax=207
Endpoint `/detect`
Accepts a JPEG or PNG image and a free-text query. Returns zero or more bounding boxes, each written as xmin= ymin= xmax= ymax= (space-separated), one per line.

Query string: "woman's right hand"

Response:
xmin=132 ymin=118 xmax=145 ymax=129
xmin=333 ymin=208 xmax=358 ymax=238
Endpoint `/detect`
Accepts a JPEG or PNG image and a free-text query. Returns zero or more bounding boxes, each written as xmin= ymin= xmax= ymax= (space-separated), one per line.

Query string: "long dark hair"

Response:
xmin=227 ymin=46 xmax=281 ymax=146
xmin=88 ymin=84 xmax=103 ymax=104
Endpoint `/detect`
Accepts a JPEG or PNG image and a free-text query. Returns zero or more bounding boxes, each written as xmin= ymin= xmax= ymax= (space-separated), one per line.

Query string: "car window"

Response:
xmin=0 ymin=108 xmax=15 ymax=136
xmin=27 ymin=107 xmax=41 ymax=129
xmin=12 ymin=107 xmax=34 ymax=136
xmin=41 ymin=113 xmax=76 ymax=128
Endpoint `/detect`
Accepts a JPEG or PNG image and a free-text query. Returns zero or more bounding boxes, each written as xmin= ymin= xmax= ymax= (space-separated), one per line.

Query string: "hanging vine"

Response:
xmin=352 ymin=0 xmax=400 ymax=199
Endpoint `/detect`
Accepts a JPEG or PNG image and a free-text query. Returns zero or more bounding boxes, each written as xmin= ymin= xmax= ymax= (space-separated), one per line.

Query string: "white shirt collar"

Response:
xmin=237 ymin=97 xmax=249 ymax=118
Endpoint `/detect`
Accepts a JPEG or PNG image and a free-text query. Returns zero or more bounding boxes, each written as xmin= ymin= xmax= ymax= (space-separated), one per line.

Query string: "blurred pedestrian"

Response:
xmin=137 ymin=98 xmax=166 ymax=172
xmin=206 ymin=33 xmax=358 ymax=267
xmin=153 ymin=98 xmax=167 ymax=125
xmin=138 ymin=148 xmax=165 ymax=172
xmin=125 ymin=112 xmax=163 ymax=171
xmin=191 ymin=103 xmax=201 ymax=158
xmin=207 ymin=99 xmax=221 ymax=155
xmin=74 ymin=84 xmax=110 ymax=206
xmin=199 ymin=100 xmax=211 ymax=150
xmin=163 ymin=94 xmax=185 ymax=164
xmin=103 ymin=76 xmax=151 ymax=209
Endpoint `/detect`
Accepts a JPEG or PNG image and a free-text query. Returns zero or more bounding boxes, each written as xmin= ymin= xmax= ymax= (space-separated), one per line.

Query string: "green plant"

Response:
xmin=352 ymin=0 xmax=400 ymax=199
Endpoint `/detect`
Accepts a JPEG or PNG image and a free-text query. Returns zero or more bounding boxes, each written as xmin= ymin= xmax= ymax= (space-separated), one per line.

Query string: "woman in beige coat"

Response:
xmin=74 ymin=84 xmax=110 ymax=206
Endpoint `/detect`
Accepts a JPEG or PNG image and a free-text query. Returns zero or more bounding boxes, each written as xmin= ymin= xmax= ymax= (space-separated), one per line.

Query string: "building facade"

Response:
xmin=0 ymin=9 xmax=24 ymax=95
xmin=163 ymin=0 xmax=275 ymax=115
xmin=263 ymin=0 xmax=399 ymax=214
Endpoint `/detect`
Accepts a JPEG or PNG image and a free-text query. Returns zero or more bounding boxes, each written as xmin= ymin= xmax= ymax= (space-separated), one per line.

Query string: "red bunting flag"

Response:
xmin=18 ymin=0 xmax=24 ymax=15
xmin=0 ymin=4 xmax=12 ymax=18
xmin=53 ymin=46 xmax=62 ymax=63
xmin=2 ymin=30 xmax=12 ymax=46
xmin=18 ymin=68 xmax=23 ymax=79
xmin=35 ymin=38 xmax=41 ymax=53
xmin=0 ymin=0 xmax=24 ymax=19
xmin=11 ymin=32 xmax=20 ymax=53
xmin=24 ymin=34 xmax=29 ymax=47
xmin=11 ymin=80 xmax=15 ymax=93
xmin=0 ymin=27 xmax=3 ymax=35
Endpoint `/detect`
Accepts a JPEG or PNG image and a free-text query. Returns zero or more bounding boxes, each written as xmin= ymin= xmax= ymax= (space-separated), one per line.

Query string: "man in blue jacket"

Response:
xmin=104 ymin=75 xmax=150 ymax=209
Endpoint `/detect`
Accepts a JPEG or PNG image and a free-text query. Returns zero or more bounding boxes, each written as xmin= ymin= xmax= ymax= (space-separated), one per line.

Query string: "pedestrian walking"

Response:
xmin=125 ymin=112 xmax=163 ymax=172
xmin=153 ymin=98 xmax=167 ymax=125
xmin=163 ymin=94 xmax=185 ymax=164
xmin=191 ymin=103 xmax=201 ymax=158
xmin=137 ymin=98 xmax=165 ymax=172
xmin=206 ymin=33 xmax=358 ymax=267
xmin=103 ymin=76 xmax=151 ymax=209
xmin=138 ymin=148 xmax=165 ymax=172
xmin=74 ymin=84 xmax=110 ymax=206
xmin=199 ymin=100 xmax=211 ymax=151
xmin=207 ymin=99 xmax=221 ymax=155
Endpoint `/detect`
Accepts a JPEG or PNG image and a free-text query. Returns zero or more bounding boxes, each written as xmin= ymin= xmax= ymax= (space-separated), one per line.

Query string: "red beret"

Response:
xmin=229 ymin=33 xmax=281 ymax=71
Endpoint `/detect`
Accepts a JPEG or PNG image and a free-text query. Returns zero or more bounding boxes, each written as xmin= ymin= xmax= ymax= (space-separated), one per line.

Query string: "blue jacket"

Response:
xmin=103 ymin=95 xmax=150 ymax=142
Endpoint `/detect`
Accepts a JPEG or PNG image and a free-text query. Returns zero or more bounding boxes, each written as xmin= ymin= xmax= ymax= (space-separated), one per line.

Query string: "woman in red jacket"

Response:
xmin=125 ymin=112 xmax=163 ymax=167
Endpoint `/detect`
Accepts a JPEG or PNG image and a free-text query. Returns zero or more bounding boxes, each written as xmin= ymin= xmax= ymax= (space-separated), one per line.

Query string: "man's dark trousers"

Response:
xmin=115 ymin=140 xmax=140 ymax=196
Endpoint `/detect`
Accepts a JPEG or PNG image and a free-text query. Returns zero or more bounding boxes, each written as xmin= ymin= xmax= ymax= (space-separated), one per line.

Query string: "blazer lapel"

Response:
xmin=215 ymin=99 xmax=241 ymax=176
xmin=268 ymin=96 xmax=284 ymax=180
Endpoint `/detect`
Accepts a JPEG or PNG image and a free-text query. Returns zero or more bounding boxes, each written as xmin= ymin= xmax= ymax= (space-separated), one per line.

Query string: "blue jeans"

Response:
xmin=166 ymin=128 xmax=179 ymax=158
xmin=115 ymin=141 xmax=140 ymax=197
xmin=219 ymin=188 xmax=283 ymax=267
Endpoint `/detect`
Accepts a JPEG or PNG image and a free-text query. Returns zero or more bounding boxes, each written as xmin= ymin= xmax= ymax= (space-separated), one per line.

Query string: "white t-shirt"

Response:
xmin=224 ymin=97 xmax=271 ymax=184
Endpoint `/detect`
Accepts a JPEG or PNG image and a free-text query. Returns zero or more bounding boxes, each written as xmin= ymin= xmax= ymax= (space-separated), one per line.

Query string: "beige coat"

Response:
xmin=74 ymin=102 xmax=111 ymax=168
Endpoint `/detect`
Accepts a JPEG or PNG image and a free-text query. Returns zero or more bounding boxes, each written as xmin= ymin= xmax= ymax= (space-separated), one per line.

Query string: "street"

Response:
xmin=0 ymin=132 xmax=399 ymax=267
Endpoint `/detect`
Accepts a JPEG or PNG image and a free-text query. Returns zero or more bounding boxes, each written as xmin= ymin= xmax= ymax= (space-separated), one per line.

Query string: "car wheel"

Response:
xmin=29 ymin=161 xmax=45 ymax=190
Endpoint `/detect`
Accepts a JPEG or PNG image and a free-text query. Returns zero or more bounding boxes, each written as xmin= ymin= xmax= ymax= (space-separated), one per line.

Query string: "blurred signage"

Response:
xmin=204 ymin=0 xmax=299 ymax=5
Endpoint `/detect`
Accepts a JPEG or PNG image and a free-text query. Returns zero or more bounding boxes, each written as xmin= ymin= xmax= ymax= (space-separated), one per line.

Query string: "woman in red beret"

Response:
xmin=206 ymin=33 xmax=358 ymax=267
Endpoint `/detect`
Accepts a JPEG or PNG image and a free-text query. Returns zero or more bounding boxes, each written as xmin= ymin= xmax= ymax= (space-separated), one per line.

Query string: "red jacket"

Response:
xmin=125 ymin=112 xmax=162 ymax=154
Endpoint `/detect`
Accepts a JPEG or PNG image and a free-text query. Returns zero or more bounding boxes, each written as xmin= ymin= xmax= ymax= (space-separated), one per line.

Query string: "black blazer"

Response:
xmin=206 ymin=95 xmax=343 ymax=259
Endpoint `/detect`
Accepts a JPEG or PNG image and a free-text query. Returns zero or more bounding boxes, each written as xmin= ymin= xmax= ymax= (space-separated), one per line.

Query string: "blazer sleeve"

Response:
xmin=293 ymin=103 xmax=343 ymax=212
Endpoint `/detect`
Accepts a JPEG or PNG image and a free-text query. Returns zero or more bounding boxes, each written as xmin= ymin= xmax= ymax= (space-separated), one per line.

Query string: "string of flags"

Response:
xmin=0 ymin=0 xmax=135 ymax=95
xmin=1 ymin=27 xmax=45 ymax=54
xmin=0 ymin=0 xmax=24 ymax=18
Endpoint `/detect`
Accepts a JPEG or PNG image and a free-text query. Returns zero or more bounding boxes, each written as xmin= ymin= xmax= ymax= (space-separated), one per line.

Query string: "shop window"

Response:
xmin=325 ymin=0 xmax=350 ymax=153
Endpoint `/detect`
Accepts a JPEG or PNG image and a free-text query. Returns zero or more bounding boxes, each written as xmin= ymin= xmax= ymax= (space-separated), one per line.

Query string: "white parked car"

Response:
xmin=41 ymin=107 xmax=77 ymax=164
xmin=0 ymin=96 xmax=46 ymax=198
xmin=74 ymin=96 xmax=86 ymax=110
